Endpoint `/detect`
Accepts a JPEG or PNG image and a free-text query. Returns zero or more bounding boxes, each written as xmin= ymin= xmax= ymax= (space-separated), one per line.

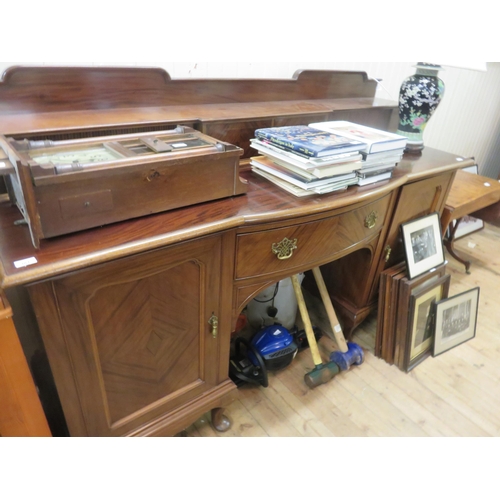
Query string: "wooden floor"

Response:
xmin=182 ymin=223 xmax=500 ymax=437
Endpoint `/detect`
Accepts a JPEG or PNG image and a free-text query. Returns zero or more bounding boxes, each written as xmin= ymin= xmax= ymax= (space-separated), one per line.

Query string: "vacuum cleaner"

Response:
xmin=229 ymin=323 xmax=322 ymax=387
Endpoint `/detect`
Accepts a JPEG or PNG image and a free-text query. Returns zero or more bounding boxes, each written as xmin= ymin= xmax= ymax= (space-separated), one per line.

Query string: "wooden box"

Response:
xmin=0 ymin=126 xmax=246 ymax=248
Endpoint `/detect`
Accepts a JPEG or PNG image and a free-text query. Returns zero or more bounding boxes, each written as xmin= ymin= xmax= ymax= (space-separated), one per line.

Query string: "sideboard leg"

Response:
xmin=211 ymin=407 xmax=232 ymax=432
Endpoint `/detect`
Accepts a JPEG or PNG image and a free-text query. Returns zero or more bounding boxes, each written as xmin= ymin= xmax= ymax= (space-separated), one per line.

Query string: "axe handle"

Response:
xmin=312 ymin=267 xmax=349 ymax=353
xmin=291 ymin=274 xmax=323 ymax=367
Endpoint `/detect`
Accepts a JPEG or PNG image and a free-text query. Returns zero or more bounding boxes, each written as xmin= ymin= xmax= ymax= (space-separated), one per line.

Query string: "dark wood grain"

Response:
xmin=0 ymin=67 xmax=395 ymax=160
xmin=235 ymin=195 xmax=391 ymax=280
xmin=383 ymin=171 xmax=456 ymax=269
xmin=30 ymin=235 xmax=227 ymax=437
xmin=0 ymin=67 xmax=378 ymax=114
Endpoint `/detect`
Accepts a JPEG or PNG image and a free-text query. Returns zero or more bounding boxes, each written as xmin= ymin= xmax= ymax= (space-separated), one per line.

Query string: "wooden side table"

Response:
xmin=441 ymin=170 xmax=500 ymax=273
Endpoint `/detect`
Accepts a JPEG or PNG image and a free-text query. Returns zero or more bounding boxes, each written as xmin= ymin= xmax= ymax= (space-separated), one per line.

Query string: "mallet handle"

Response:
xmin=291 ymin=274 xmax=323 ymax=367
xmin=312 ymin=267 xmax=348 ymax=353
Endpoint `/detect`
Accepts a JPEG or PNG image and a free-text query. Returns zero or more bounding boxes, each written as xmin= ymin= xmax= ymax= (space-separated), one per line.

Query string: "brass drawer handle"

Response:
xmin=272 ymin=237 xmax=298 ymax=260
xmin=365 ymin=211 xmax=378 ymax=229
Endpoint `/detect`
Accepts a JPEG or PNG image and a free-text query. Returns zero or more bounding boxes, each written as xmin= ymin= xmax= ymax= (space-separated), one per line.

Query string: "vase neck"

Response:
xmin=416 ymin=67 xmax=440 ymax=77
xmin=415 ymin=63 xmax=442 ymax=77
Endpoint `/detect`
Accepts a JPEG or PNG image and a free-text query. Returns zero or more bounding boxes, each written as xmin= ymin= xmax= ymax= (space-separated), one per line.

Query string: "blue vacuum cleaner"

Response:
xmin=229 ymin=323 xmax=322 ymax=387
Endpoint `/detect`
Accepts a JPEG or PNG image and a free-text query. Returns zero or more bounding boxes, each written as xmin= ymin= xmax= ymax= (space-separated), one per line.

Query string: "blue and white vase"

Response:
xmin=397 ymin=63 xmax=445 ymax=151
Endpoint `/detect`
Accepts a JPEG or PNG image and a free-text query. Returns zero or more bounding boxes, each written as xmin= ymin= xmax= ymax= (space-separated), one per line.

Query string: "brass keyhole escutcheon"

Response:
xmin=365 ymin=211 xmax=378 ymax=229
xmin=271 ymin=237 xmax=298 ymax=260
xmin=384 ymin=245 xmax=392 ymax=262
xmin=208 ymin=313 xmax=218 ymax=339
xmin=146 ymin=169 xmax=161 ymax=182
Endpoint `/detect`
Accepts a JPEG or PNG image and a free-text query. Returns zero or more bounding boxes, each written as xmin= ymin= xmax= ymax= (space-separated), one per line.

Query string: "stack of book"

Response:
xmin=309 ymin=121 xmax=407 ymax=186
xmin=249 ymin=125 xmax=367 ymax=197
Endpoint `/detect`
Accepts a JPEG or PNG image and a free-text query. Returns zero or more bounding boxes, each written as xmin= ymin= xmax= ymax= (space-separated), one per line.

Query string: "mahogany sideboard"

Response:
xmin=0 ymin=67 xmax=474 ymax=436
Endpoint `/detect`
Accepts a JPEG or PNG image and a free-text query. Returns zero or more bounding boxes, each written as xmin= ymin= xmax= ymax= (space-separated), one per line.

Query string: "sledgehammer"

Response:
xmin=291 ymin=274 xmax=340 ymax=389
xmin=311 ymin=267 xmax=364 ymax=371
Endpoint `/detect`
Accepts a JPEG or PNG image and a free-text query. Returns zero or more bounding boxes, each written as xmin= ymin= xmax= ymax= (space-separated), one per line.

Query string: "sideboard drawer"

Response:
xmin=235 ymin=195 xmax=391 ymax=280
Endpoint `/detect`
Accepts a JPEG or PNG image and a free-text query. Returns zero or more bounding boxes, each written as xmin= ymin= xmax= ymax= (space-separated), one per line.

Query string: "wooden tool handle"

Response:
xmin=291 ymin=274 xmax=323 ymax=366
xmin=312 ymin=267 xmax=348 ymax=353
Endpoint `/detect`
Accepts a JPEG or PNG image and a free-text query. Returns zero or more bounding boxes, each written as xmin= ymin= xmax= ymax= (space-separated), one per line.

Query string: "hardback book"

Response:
xmin=254 ymin=125 xmax=366 ymax=158
xmin=358 ymin=163 xmax=397 ymax=174
xmin=251 ymin=168 xmax=315 ymax=197
xmin=252 ymin=142 xmax=363 ymax=179
xmin=356 ymin=171 xmax=392 ymax=186
xmin=250 ymin=156 xmax=356 ymax=189
xmin=250 ymin=138 xmax=363 ymax=169
xmin=362 ymin=150 xmax=404 ymax=163
xmin=250 ymin=154 xmax=318 ymax=181
xmin=251 ymin=168 xmax=349 ymax=197
xmin=309 ymin=121 xmax=407 ymax=154
xmin=312 ymin=179 xmax=357 ymax=194
xmin=356 ymin=166 xmax=395 ymax=178
xmin=362 ymin=152 xmax=404 ymax=167
xmin=310 ymin=160 xmax=363 ymax=179
xmin=361 ymin=159 xmax=400 ymax=172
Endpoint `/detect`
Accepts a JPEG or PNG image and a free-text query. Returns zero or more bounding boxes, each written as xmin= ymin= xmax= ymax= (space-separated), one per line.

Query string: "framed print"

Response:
xmin=375 ymin=262 xmax=405 ymax=362
xmin=452 ymin=215 xmax=484 ymax=239
xmin=433 ymin=287 xmax=480 ymax=357
xmin=401 ymin=212 xmax=445 ymax=280
xmin=393 ymin=263 xmax=447 ymax=369
xmin=462 ymin=165 xmax=479 ymax=174
xmin=401 ymin=274 xmax=451 ymax=372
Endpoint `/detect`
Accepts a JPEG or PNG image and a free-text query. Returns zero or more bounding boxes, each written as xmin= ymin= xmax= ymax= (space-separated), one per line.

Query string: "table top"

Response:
xmin=444 ymin=169 xmax=500 ymax=219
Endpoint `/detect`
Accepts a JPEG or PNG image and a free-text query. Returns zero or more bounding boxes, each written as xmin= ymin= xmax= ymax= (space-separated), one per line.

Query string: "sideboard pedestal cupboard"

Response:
xmin=0 ymin=67 xmax=473 ymax=436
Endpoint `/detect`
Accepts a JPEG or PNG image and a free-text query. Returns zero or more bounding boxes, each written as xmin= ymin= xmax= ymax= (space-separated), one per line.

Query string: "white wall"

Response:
xmin=2 ymin=62 xmax=499 ymax=178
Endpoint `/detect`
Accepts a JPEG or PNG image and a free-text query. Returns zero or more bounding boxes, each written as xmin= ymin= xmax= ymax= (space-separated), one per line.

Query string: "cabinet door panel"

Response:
xmin=384 ymin=172 xmax=454 ymax=268
xmin=89 ymin=261 xmax=202 ymax=423
xmin=48 ymin=236 xmax=221 ymax=436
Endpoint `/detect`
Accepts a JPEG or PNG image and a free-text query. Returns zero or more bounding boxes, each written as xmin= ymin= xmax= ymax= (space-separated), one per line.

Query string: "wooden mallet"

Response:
xmin=291 ymin=274 xmax=340 ymax=389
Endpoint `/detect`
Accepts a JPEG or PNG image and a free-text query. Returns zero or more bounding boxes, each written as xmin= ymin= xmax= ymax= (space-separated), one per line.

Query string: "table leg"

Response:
xmin=444 ymin=217 xmax=471 ymax=274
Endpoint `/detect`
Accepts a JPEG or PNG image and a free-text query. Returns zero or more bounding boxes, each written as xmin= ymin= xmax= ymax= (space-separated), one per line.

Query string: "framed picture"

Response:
xmin=400 ymin=274 xmax=451 ymax=372
xmin=462 ymin=165 xmax=479 ymax=174
xmin=401 ymin=212 xmax=445 ymax=280
xmin=375 ymin=262 xmax=406 ymax=362
xmin=393 ymin=263 xmax=447 ymax=369
xmin=433 ymin=287 xmax=480 ymax=357
xmin=452 ymin=215 xmax=484 ymax=239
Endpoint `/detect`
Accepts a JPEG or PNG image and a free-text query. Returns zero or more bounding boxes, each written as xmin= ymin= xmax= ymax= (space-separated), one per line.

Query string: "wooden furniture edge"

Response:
xmin=0 ymin=99 xmax=397 ymax=137
xmin=0 ymin=175 xmax=408 ymax=289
